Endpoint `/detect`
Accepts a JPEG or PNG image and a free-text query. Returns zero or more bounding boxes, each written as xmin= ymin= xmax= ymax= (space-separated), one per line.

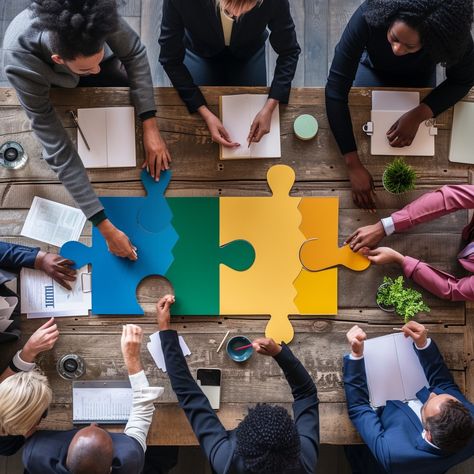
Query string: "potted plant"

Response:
xmin=382 ymin=157 xmax=417 ymax=194
xmin=376 ymin=276 xmax=430 ymax=323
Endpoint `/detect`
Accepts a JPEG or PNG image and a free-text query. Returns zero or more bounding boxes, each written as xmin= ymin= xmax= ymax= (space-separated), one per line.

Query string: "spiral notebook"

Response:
xmin=73 ymin=380 xmax=132 ymax=424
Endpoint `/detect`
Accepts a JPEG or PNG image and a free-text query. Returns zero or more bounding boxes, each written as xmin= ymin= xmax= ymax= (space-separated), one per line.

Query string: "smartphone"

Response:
xmin=196 ymin=368 xmax=221 ymax=410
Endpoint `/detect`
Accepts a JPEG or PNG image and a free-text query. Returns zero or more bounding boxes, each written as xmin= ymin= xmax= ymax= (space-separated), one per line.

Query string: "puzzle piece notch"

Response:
xmin=219 ymin=239 xmax=255 ymax=271
xmin=299 ymin=238 xmax=370 ymax=272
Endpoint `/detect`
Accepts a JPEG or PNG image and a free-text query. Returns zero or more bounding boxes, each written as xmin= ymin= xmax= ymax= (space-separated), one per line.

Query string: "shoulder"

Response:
xmin=3 ymin=9 xmax=40 ymax=51
xmin=110 ymin=433 xmax=144 ymax=472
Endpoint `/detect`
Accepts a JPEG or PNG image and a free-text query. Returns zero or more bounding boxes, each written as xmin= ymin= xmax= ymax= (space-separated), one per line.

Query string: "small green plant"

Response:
xmin=377 ymin=276 xmax=430 ymax=323
xmin=383 ymin=157 xmax=417 ymax=194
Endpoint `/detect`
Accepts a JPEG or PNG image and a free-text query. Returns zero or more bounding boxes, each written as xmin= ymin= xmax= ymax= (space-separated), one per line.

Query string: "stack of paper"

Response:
xmin=147 ymin=331 xmax=191 ymax=372
xmin=0 ymin=296 xmax=18 ymax=332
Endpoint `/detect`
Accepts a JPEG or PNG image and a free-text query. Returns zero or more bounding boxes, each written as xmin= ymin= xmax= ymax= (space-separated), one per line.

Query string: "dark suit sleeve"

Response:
xmin=274 ymin=344 xmax=319 ymax=472
xmin=159 ymin=0 xmax=207 ymax=113
xmin=0 ymin=242 xmax=39 ymax=272
xmin=325 ymin=5 xmax=369 ymax=155
xmin=422 ymin=37 xmax=474 ymax=116
xmin=415 ymin=340 xmax=473 ymax=412
xmin=160 ymin=330 xmax=232 ymax=472
xmin=267 ymin=0 xmax=301 ymax=104
xmin=343 ymin=356 xmax=391 ymax=472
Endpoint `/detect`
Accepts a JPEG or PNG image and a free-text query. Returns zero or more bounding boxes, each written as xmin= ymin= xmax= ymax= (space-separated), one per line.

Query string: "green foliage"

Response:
xmin=376 ymin=276 xmax=430 ymax=323
xmin=383 ymin=157 xmax=417 ymax=194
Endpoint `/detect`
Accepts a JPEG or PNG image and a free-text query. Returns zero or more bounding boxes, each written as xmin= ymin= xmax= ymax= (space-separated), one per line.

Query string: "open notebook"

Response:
xmin=219 ymin=94 xmax=281 ymax=159
xmin=77 ymin=107 xmax=136 ymax=168
xmin=364 ymin=91 xmax=436 ymax=156
xmin=364 ymin=333 xmax=429 ymax=407
xmin=449 ymin=101 xmax=474 ymax=164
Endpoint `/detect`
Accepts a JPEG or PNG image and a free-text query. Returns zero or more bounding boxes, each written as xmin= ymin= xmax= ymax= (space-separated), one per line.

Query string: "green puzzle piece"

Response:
xmin=167 ymin=197 xmax=255 ymax=315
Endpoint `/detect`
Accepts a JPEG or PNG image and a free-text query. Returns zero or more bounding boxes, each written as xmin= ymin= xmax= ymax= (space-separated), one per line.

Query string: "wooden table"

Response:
xmin=0 ymin=86 xmax=473 ymax=445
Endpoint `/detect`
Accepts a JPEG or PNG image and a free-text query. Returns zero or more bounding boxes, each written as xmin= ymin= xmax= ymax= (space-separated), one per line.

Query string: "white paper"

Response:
xmin=147 ymin=331 xmax=191 ymax=373
xmin=73 ymin=386 xmax=133 ymax=422
xmin=221 ymin=94 xmax=281 ymax=159
xmin=21 ymin=197 xmax=86 ymax=247
xmin=21 ymin=266 xmax=91 ymax=318
xmin=78 ymin=107 xmax=136 ymax=168
xmin=372 ymin=91 xmax=419 ymax=111
xmin=449 ymin=101 xmax=474 ymax=164
xmin=364 ymin=333 xmax=429 ymax=407
xmin=0 ymin=296 xmax=18 ymax=320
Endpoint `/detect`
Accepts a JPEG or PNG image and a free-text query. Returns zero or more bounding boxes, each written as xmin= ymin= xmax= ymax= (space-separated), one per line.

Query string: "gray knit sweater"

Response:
xmin=3 ymin=9 xmax=156 ymax=219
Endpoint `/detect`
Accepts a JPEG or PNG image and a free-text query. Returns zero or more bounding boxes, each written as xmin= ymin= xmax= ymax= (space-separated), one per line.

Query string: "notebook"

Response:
xmin=77 ymin=107 xmax=136 ymax=168
xmin=364 ymin=91 xmax=436 ymax=156
xmin=73 ymin=380 xmax=133 ymax=424
xmin=363 ymin=333 xmax=429 ymax=407
xmin=449 ymin=101 xmax=474 ymax=164
xmin=219 ymin=94 xmax=281 ymax=159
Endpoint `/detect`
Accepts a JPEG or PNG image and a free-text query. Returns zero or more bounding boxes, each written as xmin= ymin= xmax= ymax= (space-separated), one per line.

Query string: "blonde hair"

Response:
xmin=216 ymin=0 xmax=263 ymax=12
xmin=0 ymin=371 xmax=52 ymax=436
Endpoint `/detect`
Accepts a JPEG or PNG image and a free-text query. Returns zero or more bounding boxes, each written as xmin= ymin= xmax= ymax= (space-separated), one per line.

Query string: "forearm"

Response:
xmin=0 ymin=242 xmax=39 ymax=270
xmin=422 ymin=80 xmax=472 ymax=117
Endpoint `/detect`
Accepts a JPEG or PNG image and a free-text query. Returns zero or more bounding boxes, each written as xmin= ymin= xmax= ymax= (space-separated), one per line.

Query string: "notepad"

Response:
xmin=77 ymin=107 xmax=136 ymax=168
xmin=363 ymin=333 xmax=429 ymax=407
xmin=365 ymin=91 xmax=436 ymax=156
xmin=73 ymin=381 xmax=133 ymax=424
xmin=449 ymin=101 xmax=474 ymax=164
xmin=219 ymin=94 xmax=281 ymax=159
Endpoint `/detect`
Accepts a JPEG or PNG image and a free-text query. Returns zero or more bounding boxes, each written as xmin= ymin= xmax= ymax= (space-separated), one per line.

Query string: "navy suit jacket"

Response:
xmin=22 ymin=429 xmax=144 ymax=474
xmin=159 ymin=0 xmax=300 ymax=112
xmin=0 ymin=241 xmax=39 ymax=285
xmin=160 ymin=329 xmax=319 ymax=474
xmin=343 ymin=341 xmax=474 ymax=474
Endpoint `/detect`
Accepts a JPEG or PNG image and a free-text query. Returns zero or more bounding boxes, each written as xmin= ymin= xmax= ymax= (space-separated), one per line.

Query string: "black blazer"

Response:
xmin=159 ymin=0 xmax=301 ymax=112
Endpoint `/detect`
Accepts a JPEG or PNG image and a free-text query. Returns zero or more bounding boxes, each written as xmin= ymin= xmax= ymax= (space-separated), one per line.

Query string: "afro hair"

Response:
xmin=364 ymin=0 xmax=474 ymax=66
xmin=235 ymin=404 xmax=301 ymax=473
xmin=30 ymin=0 xmax=120 ymax=59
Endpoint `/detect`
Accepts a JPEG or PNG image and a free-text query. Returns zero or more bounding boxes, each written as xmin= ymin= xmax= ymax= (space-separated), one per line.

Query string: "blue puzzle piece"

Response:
xmin=61 ymin=170 xmax=178 ymax=315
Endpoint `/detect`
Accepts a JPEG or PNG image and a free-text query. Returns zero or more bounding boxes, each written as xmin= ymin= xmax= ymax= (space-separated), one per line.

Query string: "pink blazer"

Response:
xmin=391 ymin=185 xmax=474 ymax=301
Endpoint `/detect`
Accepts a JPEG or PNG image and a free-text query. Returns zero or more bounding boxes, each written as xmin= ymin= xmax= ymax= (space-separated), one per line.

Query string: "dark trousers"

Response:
xmin=77 ymin=56 xmax=129 ymax=87
xmin=141 ymin=446 xmax=179 ymax=474
xmin=354 ymin=61 xmax=437 ymax=88
xmin=183 ymin=45 xmax=267 ymax=86
xmin=344 ymin=445 xmax=387 ymax=474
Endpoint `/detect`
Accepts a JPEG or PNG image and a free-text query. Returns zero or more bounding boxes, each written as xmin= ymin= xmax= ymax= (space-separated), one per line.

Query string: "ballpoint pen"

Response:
xmin=69 ymin=110 xmax=91 ymax=151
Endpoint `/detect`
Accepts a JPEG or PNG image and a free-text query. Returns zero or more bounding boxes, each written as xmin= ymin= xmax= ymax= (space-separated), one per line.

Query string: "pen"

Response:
xmin=69 ymin=110 xmax=91 ymax=151
xmin=392 ymin=328 xmax=404 ymax=331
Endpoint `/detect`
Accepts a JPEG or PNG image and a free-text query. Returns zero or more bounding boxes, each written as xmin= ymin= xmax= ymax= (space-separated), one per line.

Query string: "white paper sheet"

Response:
xmin=449 ymin=101 xmax=474 ymax=164
xmin=78 ymin=107 xmax=136 ymax=168
xmin=364 ymin=333 xmax=429 ymax=407
xmin=21 ymin=266 xmax=91 ymax=318
xmin=147 ymin=331 xmax=191 ymax=372
xmin=0 ymin=296 xmax=18 ymax=321
xmin=220 ymin=94 xmax=281 ymax=159
xmin=21 ymin=197 xmax=86 ymax=247
xmin=372 ymin=91 xmax=419 ymax=111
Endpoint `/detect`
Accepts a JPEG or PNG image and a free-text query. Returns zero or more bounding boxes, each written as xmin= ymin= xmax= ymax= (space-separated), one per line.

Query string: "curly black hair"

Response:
xmin=235 ymin=404 xmax=301 ymax=474
xmin=30 ymin=0 xmax=120 ymax=59
xmin=364 ymin=0 xmax=474 ymax=66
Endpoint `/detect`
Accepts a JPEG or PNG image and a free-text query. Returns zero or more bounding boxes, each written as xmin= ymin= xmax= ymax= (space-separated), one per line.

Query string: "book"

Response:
xmin=219 ymin=94 xmax=281 ymax=159
xmin=449 ymin=101 xmax=474 ymax=164
xmin=364 ymin=91 xmax=436 ymax=156
xmin=21 ymin=197 xmax=86 ymax=248
xmin=363 ymin=333 xmax=429 ymax=407
xmin=77 ymin=106 xmax=136 ymax=168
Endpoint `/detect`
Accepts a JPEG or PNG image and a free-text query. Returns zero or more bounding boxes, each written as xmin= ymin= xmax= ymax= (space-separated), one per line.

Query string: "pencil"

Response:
xmin=216 ymin=330 xmax=230 ymax=353
xmin=235 ymin=343 xmax=253 ymax=351
xmin=392 ymin=328 xmax=403 ymax=331
xmin=69 ymin=110 xmax=91 ymax=151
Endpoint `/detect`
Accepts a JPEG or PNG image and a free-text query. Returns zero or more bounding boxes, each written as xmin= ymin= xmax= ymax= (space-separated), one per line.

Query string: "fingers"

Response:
xmin=247 ymin=121 xmax=258 ymax=143
xmin=253 ymin=126 xmax=269 ymax=143
xmin=127 ymin=244 xmax=138 ymax=261
xmin=215 ymin=126 xmax=239 ymax=148
xmin=39 ymin=317 xmax=56 ymax=331
xmin=345 ymin=228 xmax=360 ymax=246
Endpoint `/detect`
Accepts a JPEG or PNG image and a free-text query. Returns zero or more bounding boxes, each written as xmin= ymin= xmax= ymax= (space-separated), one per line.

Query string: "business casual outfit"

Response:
xmin=344 ymin=339 xmax=474 ymax=474
xmin=159 ymin=0 xmax=301 ymax=113
xmin=22 ymin=371 xmax=163 ymax=473
xmin=159 ymin=329 xmax=319 ymax=473
xmin=3 ymin=9 xmax=157 ymax=224
xmin=325 ymin=1 xmax=474 ymax=155
xmin=379 ymin=185 xmax=474 ymax=301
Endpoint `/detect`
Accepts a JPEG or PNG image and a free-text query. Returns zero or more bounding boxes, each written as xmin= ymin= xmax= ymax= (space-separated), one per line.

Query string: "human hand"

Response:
xmin=198 ymin=106 xmax=240 ymax=148
xmin=156 ymin=294 xmax=175 ymax=331
xmin=247 ymin=99 xmax=278 ymax=145
xmin=386 ymin=104 xmax=433 ymax=147
xmin=252 ymin=337 xmax=282 ymax=357
xmin=361 ymin=246 xmax=404 ymax=265
xmin=21 ymin=318 xmax=59 ymax=362
xmin=346 ymin=325 xmax=367 ymax=358
xmin=142 ymin=118 xmax=171 ymax=180
xmin=345 ymin=153 xmax=376 ymax=211
xmin=98 ymin=220 xmax=137 ymax=260
xmin=35 ymin=251 xmax=76 ymax=290
xmin=345 ymin=221 xmax=386 ymax=252
xmin=121 ymin=324 xmax=143 ymax=375
xmin=402 ymin=321 xmax=428 ymax=349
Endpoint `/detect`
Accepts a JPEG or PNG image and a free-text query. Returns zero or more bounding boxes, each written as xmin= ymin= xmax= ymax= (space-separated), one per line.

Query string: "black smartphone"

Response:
xmin=196 ymin=368 xmax=221 ymax=410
